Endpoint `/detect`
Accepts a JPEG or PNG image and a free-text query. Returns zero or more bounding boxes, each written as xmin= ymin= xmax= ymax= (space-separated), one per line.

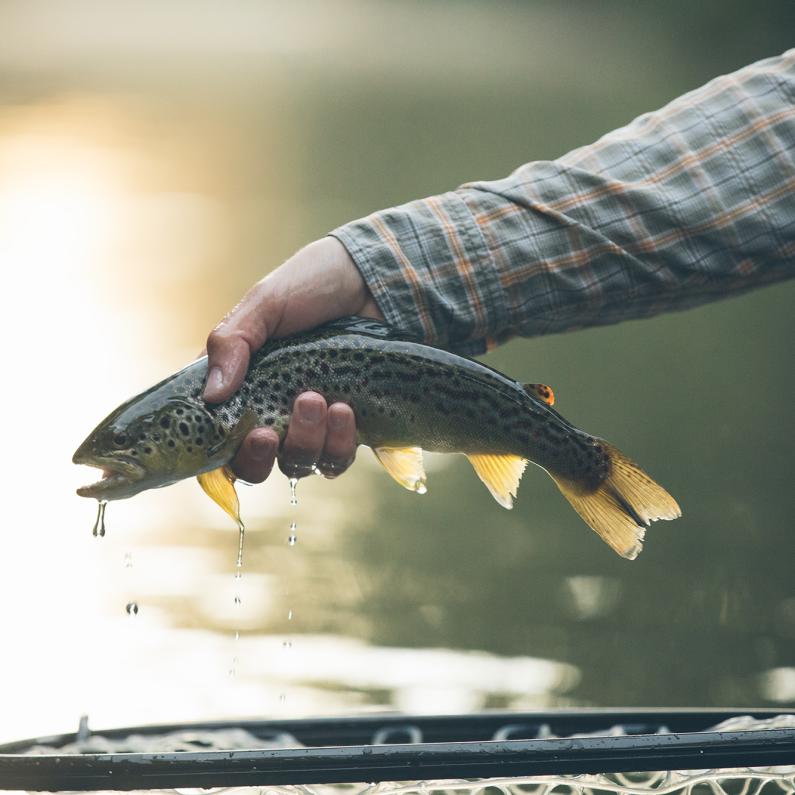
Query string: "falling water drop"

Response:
xmin=288 ymin=521 xmax=297 ymax=546
xmin=92 ymin=500 xmax=107 ymax=537
xmin=123 ymin=552 xmax=133 ymax=568
xmin=279 ymin=693 xmax=286 ymax=703
xmin=282 ymin=640 xmax=292 ymax=649
xmin=234 ymin=594 xmax=241 ymax=605
xmin=287 ymin=609 xmax=293 ymax=622
xmin=125 ymin=602 xmax=139 ymax=617
xmin=235 ymin=519 xmax=245 ymax=570
xmin=288 ymin=477 xmax=298 ymax=506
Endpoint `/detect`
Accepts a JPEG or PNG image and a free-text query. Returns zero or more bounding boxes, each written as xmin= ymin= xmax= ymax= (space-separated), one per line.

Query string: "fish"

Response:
xmin=73 ymin=316 xmax=681 ymax=559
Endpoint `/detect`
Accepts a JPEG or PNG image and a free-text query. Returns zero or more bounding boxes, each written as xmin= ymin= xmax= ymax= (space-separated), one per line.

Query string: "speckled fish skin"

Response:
xmin=73 ymin=317 xmax=608 ymax=501
xmin=76 ymin=316 xmax=684 ymax=558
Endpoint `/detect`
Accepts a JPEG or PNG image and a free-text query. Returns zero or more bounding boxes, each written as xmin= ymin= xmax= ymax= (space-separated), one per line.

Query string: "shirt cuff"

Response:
xmin=329 ymin=190 xmax=506 ymax=355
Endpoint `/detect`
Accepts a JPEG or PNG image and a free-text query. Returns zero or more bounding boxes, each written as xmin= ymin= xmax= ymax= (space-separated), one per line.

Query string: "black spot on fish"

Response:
xmin=179 ymin=422 xmax=190 ymax=436
xmin=353 ymin=352 xmax=365 ymax=361
xmin=187 ymin=446 xmax=193 ymax=453
xmin=167 ymin=440 xmax=175 ymax=448
xmin=176 ymin=408 xmax=184 ymax=416
xmin=144 ymin=446 xmax=152 ymax=455
xmin=196 ymin=437 xmax=203 ymax=445
xmin=264 ymin=417 xmax=274 ymax=425
xmin=160 ymin=417 xmax=170 ymax=429
xmin=329 ymin=350 xmax=338 ymax=358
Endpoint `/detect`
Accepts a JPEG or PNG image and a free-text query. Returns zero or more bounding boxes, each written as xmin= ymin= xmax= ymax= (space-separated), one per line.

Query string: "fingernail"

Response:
xmin=328 ymin=407 xmax=349 ymax=430
xmin=205 ymin=366 xmax=225 ymax=398
xmin=298 ymin=398 xmax=323 ymax=423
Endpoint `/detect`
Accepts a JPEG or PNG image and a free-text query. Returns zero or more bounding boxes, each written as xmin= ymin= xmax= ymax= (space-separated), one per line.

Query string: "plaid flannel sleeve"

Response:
xmin=330 ymin=49 xmax=795 ymax=355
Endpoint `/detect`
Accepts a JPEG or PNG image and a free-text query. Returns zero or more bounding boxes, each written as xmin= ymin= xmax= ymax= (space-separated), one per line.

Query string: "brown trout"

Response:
xmin=73 ymin=317 xmax=680 ymax=558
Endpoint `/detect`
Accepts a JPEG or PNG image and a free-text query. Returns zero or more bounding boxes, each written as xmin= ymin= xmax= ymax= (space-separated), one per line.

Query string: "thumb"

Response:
xmin=203 ymin=283 xmax=278 ymax=403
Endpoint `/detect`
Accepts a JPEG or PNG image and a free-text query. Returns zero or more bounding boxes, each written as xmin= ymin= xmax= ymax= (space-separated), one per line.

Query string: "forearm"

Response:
xmin=331 ymin=49 xmax=795 ymax=354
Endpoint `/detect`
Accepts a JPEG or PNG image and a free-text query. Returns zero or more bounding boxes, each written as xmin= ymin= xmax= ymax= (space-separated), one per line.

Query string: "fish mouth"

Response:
xmin=73 ymin=455 xmax=147 ymax=499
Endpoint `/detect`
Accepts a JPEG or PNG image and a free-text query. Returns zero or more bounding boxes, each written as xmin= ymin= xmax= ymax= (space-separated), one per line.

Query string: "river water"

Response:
xmin=0 ymin=0 xmax=793 ymax=745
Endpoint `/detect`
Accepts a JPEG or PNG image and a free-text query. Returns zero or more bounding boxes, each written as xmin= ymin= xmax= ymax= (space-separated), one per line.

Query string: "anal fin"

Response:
xmin=466 ymin=453 xmax=528 ymax=509
xmin=373 ymin=446 xmax=427 ymax=494
xmin=197 ymin=466 xmax=241 ymax=524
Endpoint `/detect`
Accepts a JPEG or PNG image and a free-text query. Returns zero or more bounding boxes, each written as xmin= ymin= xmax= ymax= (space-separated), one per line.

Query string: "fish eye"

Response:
xmin=112 ymin=432 xmax=128 ymax=448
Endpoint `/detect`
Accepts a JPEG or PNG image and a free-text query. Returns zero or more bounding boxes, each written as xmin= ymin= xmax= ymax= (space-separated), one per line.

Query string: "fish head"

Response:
xmin=73 ymin=388 xmax=223 ymax=501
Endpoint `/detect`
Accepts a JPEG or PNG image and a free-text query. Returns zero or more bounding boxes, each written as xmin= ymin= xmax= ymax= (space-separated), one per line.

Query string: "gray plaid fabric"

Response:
xmin=331 ymin=49 xmax=795 ymax=355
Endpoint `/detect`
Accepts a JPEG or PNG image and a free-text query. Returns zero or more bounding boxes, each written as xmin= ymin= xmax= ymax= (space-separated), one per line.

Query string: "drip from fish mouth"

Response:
xmin=73 ymin=455 xmax=146 ymax=499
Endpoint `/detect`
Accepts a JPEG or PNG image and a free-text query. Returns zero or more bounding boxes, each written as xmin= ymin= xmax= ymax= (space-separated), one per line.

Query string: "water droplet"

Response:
xmin=279 ymin=693 xmax=286 ymax=703
xmin=92 ymin=500 xmax=107 ymax=537
xmin=123 ymin=552 xmax=133 ymax=568
xmin=234 ymin=594 xmax=241 ymax=605
xmin=287 ymin=609 xmax=293 ymax=621
xmin=235 ymin=519 xmax=245 ymax=570
xmin=125 ymin=602 xmax=139 ymax=616
xmin=288 ymin=477 xmax=298 ymax=506
xmin=288 ymin=520 xmax=297 ymax=546
xmin=282 ymin=640 xmax=292 ymax=649
xmin=228 ymin=668 xmax=236 ymax=678
xmin=415 ymin=481 xmax=427 ymax=495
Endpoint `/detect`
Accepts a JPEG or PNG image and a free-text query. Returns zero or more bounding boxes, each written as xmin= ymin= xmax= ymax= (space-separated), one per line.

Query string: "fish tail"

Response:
xmin=551 ymin=441 xmax=681 ymax=560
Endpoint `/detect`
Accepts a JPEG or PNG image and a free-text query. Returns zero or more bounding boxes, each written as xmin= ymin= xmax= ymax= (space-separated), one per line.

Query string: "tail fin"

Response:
xmin=551 ymin=441 xmax=681 ymax=560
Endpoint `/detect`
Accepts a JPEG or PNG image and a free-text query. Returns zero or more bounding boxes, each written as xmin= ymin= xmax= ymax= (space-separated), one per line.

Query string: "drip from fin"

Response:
xmin=551 ymin=441 xmax=681 ymax=560
xmin=373 ymin=446 xmax=427 ymax=493
xmin=524 ymin=383 xmax=555 ymax=406
xmin=466 ymin=453 xmax=528 ymax=509
xmin=197 ymin=466 xmax=241 ymax=524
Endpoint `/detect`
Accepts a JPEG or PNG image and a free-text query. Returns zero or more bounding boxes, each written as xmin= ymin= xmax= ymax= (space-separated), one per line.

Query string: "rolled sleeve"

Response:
xmin=331 ymin=48 xmax=795 ymax=351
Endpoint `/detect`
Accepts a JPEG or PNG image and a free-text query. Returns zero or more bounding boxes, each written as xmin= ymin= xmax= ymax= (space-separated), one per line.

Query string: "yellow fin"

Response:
xmin=373 ymin=446 xmax=427 ymax=494
xmin=466 ymin=453 xmax=528 ymax=509
xmin=197 ymin=466 xmax=241 ymax=524
xmin=551 ymin=441 xmax=681 ymax=560
xmin=524 ymin=383 xmax=555 ymax=406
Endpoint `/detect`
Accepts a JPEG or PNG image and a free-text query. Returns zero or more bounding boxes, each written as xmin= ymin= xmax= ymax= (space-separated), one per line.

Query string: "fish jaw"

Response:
xmin=73 ymin=451 xmax=148 ymax=501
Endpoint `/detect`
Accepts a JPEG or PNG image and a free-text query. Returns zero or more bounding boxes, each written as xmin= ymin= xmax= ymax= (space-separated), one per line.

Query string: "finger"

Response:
xmin=230 ymin=427 xmax=279 ymax=484
xmin=203 ymin=283 xmax=280 ymax=404
xmin=203 ymin=332 xmax=251 ymax=403
xmin=316 ymin=403 xmax=357 ymax=478
xmin=278 ymin=392 xmax=328 ymax=479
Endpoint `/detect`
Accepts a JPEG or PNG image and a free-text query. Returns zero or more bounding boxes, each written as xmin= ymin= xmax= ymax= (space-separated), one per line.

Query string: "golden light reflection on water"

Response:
xmin=1 ymin=0 xmax=793 ymax=747
xmin=0 ymin=101 xmax=578 ymax=743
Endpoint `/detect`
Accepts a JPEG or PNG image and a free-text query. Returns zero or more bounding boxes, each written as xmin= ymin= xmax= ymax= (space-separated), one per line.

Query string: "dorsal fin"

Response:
xmin=373 ymin=446 xmax=427 ymax=494
xmin=465 ymin=453 xmax=528 ymax=509
xmin=524 ymin=383 xmax=555 ymax=406
xmin=197 ymin=466 xmax=241 ymax=523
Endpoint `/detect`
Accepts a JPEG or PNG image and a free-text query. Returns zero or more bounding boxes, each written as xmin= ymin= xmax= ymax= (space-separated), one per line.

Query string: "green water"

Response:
xmin=126 ymin=1 xmax=795 ymax=708
xmin=4 ymin=0 xmax=793 ymax=721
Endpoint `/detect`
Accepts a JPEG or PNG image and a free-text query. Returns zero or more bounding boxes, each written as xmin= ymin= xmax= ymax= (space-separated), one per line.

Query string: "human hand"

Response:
xmin=203 ymin=236 xmax=383 ymax=483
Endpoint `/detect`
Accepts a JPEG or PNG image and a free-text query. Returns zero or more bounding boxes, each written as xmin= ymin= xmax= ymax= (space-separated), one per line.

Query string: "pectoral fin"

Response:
xmin=197 ymin=466 xmax=241 ymax=523
xmin=466 ymin=453 xmax=528 ymax=509
xmin=373 ymin=446 xmax=427 ymax=494
xmin=524 ymin=383 xmax=555 ymax=406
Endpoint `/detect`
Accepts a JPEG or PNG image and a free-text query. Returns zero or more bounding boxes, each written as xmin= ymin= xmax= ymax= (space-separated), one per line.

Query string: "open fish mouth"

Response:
xmin=73 ymin=455 xmax=147 ymax=499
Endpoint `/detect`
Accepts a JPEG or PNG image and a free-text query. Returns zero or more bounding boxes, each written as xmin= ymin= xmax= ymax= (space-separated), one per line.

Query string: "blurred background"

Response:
xmin=0 ymin=0 xmax=793 ymax=744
